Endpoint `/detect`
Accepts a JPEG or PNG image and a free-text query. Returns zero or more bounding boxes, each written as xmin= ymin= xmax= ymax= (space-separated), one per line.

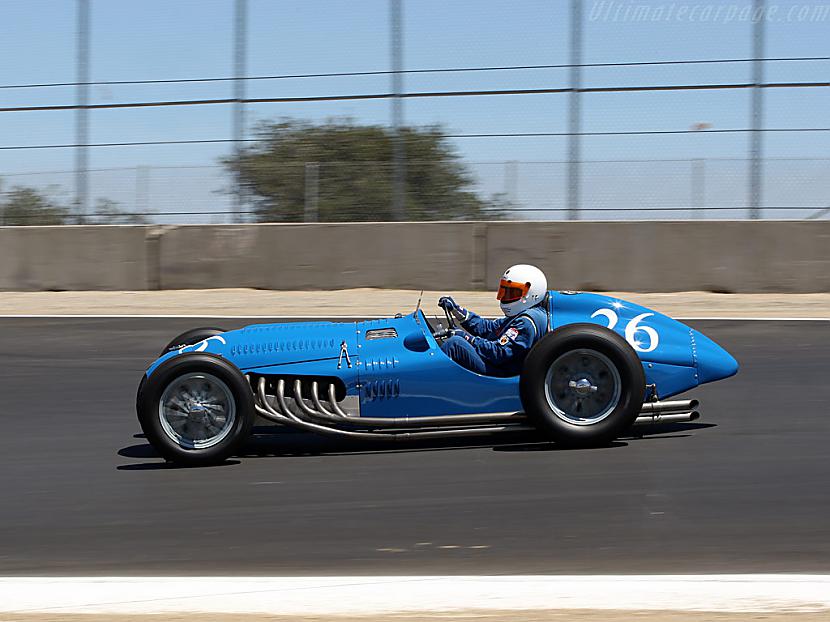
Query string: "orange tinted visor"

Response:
xmin=497 ymin=279 xmax=530 ymax=304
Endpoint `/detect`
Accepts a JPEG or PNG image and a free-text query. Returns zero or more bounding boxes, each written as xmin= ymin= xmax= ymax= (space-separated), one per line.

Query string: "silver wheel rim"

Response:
xmin=158 ymin=372 xmax=237 ymax=449
xmin=543 ymin=349 xmax=622 ymax=426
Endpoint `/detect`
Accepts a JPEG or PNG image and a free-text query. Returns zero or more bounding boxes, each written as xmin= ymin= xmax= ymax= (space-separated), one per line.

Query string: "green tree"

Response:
xmin=0 ymin=182 xmax=147 ymax=226
xmin=222 ymin=119 xmax=508 ymax=222
xmin=0 ymin=184 xmax=69 ymax=225
xmin=90 ymin=198 xmax=148 ymax=224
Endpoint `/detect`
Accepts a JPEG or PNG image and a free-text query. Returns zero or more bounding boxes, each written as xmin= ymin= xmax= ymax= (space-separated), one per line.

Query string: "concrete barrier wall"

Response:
xmin=0 ymin=226 xmax=149 ymax=291
xmin=156 ymin=223 xmax=481 ymax=291
xmin=1 ymin=221 xmax=828 ymax=292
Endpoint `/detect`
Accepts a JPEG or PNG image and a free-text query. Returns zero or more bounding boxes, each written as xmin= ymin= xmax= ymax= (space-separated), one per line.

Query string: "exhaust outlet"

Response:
xmin=634 ymin=410 xmax=700 ymax=426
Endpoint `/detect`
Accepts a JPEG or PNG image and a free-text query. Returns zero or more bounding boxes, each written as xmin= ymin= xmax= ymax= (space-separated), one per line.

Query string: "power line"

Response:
xmin=4 ymin=157 xmax=828 ymax=175
xmin=0 ymin=139 xmax=244 ymax=150
xmin=448 ymin=128 xmax=830 ymax=137
xmin=3 ymin=127 xmax=830 ymax=151
xmin=2 ymin=56 xmax=828 ymax=90
xmin=504 ymin=206 xmax=826 ymax=212
xmin=0 ymin=165 xmax=226 ymax=175
xmin=1 ymin=81 xmax=828 ymax=114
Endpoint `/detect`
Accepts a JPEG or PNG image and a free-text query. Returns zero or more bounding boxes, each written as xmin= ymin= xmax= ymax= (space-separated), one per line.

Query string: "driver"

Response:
xmin=438 ymin=264 xmax=548 ymax=377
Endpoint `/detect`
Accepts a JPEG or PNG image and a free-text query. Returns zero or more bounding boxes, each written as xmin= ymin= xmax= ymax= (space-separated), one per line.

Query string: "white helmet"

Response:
xmin=497 ymin=264 xmax=548 ymax=317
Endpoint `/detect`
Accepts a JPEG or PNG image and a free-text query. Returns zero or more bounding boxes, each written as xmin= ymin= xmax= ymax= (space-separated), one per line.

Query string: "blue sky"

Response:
xmin=0 ymin=0 xmax=828 ymax=218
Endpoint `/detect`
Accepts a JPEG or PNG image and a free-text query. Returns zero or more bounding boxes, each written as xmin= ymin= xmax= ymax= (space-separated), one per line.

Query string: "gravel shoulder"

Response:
xmin=7 ymin=611 xmax=830 ymax=622
xmin=0 ymin=289 xmax=828 ymax=318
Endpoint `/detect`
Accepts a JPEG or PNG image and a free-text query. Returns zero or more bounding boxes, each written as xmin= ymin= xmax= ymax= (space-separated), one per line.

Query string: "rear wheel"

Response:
xmin=137 ymin=353 xmax=254 ymax=465
xmin=520 ymin=323 xmax=645 ymax=447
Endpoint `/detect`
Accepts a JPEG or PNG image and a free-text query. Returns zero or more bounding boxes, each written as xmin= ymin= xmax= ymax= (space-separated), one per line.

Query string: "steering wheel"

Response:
xmin=432 ymin=302 xmax=457 ymax=342
xmin=441 ymin=303 xmax=457 ymax=330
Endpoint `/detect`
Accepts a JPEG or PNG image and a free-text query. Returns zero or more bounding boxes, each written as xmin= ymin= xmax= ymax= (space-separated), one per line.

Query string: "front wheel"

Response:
xmin=520 ymin=323 xmax=645 ymax=447
xmin=159 ymin=327 xmax=225 ymax=357
xmin=137 ymin=353 xmax=254 ymax=465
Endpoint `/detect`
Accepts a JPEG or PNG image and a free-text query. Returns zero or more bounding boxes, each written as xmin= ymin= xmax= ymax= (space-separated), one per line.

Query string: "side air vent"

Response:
xmin=365 ymin=328 xmax=398 ymax=340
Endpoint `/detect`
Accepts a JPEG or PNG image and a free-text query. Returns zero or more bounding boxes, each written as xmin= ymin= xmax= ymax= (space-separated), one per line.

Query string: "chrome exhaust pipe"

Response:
xmin=255 ymin=376 xmax=529 ymax=429
xmin=332 ymin=411 xmax=527 ymax=428
xmin=254 ymin=400 xmax=533 ymax=441
xmin=634 ymin=410 xmax=700 ymax=426
xmin=640 ymin=399 xmax=699 ymax=415
xmin=253 ymin=376 xmax=534 ymax=439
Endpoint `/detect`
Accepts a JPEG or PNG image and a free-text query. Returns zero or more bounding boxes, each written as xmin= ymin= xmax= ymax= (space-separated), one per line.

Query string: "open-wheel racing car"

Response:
xmin=136 ymin=291 xmax=738 ymax=465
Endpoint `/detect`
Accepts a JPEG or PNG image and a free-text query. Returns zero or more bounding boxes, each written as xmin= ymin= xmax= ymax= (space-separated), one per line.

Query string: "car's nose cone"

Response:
xmin=692 ymin=330 xmax=739 ymax=384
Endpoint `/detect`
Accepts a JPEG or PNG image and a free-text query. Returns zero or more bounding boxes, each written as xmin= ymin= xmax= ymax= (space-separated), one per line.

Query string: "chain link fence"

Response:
xmin=2 ymin=1 xmax=829 ymax=223
xmin=3 ymin=157 xmax=828 ymax=223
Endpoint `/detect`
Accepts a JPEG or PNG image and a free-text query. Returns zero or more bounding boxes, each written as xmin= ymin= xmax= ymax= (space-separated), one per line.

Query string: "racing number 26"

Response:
xmin=590 ymin=309 xmax=660 ymax=353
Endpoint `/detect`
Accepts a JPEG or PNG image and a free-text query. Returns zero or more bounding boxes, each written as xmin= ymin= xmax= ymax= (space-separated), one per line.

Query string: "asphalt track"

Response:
xmin=0 ymin=318 xmax=828 ymax=576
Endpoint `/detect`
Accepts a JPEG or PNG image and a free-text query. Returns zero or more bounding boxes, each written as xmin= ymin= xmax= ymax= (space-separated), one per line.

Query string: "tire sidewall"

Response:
xmin=137 ymin=353 xmax=254 ymax=465
xmin=520 ymin=323 xmax=645 ymax=446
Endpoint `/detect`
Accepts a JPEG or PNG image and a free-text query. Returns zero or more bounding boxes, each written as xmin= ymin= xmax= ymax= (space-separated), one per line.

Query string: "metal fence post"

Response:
xmin=304 ymin=162 xmax=319 ymax=222
xmin=390 ymin=0 xmax=406 ymax=221
xmin=135 ymin=166 xmax=150 ymax=217
xmin=505 ymin=160 xmax=519 ymax=205
xmin=749 ymin=0 xmax=765 ymax=219
xmin=232 ymin=0 xmax=248 ymax=223
xmin=567 ymin=0 xmax=583 ymax=221
xmin=691 ymin=158 xmax=705 ymax=218
xmin=75 ymin=0 xmax=90 ymax=224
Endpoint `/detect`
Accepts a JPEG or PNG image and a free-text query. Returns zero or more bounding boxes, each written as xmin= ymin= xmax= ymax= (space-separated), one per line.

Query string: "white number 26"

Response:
xmin=590 ymin=309 xmax=660 ymax=353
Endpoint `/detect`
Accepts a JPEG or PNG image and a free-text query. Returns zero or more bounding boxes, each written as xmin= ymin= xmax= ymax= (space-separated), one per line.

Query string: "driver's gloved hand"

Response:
xmin=449 ymin=328 xmax=476 ymax=344
xmin=438 ymin=296 xmax=468 ymax=321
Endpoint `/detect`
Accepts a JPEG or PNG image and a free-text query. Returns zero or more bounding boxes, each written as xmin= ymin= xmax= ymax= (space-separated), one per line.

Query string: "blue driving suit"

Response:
xmin=441 ymin=304 xmax=549 ymax=377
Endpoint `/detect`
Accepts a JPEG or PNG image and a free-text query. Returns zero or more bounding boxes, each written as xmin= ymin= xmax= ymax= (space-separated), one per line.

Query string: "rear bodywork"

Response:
xmin=144 ymin=291 xmax=737 ymax=422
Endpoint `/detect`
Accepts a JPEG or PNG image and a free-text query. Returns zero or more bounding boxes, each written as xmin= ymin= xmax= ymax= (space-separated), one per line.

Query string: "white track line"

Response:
xmin=1 ymin=575 xmax=829 ymax=615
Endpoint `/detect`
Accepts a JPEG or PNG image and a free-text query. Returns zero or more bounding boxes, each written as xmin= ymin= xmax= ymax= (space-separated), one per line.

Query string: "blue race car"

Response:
xmin=136 ymin=291 xmax=738 ymax=465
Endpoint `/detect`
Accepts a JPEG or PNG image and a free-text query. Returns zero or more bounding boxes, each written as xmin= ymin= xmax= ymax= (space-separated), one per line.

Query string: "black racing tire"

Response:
xmin=520 ymin=323 xmax=645 ymax=447
xmin=160 ymin=327 xmax=225 ymax=357
xmin=136 ymin=353 xmax=254 ymax=466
